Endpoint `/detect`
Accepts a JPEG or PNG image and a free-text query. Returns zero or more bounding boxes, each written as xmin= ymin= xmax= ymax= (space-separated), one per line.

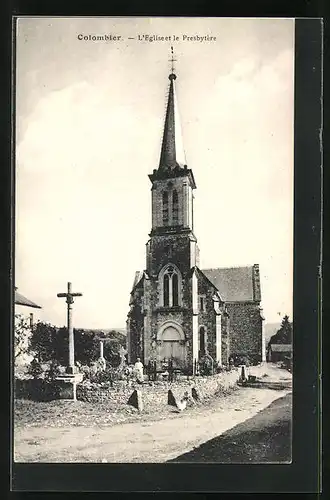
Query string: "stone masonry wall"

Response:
xmin=76 ymin=368 xmax=240 ymax=407
xmin=144 ymin=232 xmax=196 ymax=370
xmin=147 ymin=233 xmax=194 ymax=278
xmin=197 ymin=275 xmax=217 ymax=360
xmin=227 ymin=302 xmax=263 ymax=362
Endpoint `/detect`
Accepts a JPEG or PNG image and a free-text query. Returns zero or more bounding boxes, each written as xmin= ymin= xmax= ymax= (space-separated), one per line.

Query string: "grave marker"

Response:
xmin=167 ymin=389 xmax=177 ymax=407
xmin=127 ymin=389 xmax=143 ymax=411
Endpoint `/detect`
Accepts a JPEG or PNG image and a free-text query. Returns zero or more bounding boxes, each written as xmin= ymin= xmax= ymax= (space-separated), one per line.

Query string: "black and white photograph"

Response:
xmin=14 ymin=17 xmax=295 ymax=465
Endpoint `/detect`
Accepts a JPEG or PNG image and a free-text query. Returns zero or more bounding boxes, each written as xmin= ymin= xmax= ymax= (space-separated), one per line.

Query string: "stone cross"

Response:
xmin=100 ymin=340 xmax=104 ymax=359
xmin=118 ymin=346 xmax=128 ymax=370
xmin=57 ymin=282 xmax=83 ymax=374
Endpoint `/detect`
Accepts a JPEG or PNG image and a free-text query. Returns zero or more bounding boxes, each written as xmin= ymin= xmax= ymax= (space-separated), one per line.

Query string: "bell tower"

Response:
xmin=139 ymin=48 xmax=201 ymax=372
xmin=146 ymin=49 xmax=199 ymax=278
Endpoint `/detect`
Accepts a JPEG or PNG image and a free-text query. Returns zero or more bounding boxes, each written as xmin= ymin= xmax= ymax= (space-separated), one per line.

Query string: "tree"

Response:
xmin=74 ymin=329 xmax=97 ymax=365
xmin=80 ymin=329 xmax=127 ymax=367
xmin=14 ymin=314 xmax=32 ymax=361
xmin=29 ymin=321 xmax=58 ymax=362
xmin=268 ymin=315 xmax=293 ymax=347
xmin=27 ymin=321 xmax=127 ymax=367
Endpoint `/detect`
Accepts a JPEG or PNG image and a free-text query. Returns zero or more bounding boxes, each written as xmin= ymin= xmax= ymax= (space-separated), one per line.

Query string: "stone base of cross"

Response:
xmin=97 ymin=357 xmax=106 ymax=371
xmin=55 ymin=372 xmax=84 ymax=401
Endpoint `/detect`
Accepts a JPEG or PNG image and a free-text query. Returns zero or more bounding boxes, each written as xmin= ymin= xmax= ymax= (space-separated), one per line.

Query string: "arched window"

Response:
xmin=162 ymin=191 xmax=169 ymax=225
xmin=159 ymin=264 xmax=181 ymax=307
xmin=172 ymin=189 xmax=179 ymax=224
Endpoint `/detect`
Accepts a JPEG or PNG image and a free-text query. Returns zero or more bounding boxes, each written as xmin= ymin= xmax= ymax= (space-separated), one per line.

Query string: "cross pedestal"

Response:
xmin=55 ymin=372 xmax=84 ymax=400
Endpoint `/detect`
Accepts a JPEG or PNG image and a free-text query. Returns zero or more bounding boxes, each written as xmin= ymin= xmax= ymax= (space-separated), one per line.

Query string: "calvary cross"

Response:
xmin=57 ymin=282 xmax=83 ymax=374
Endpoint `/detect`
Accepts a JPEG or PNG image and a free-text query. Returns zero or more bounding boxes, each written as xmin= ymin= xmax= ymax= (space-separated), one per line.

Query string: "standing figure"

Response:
xmin=134 ymin=357 xmax=144 ymax=383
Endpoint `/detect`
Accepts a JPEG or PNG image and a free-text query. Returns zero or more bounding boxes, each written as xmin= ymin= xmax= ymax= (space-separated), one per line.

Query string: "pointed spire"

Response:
xmin=158 ymin=47 xmax=187 ymax=171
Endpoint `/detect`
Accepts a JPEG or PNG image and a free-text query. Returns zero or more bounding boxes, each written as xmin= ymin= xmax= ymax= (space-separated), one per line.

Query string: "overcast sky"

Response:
xmin=15 ymin=17 xmax=294 ymax=328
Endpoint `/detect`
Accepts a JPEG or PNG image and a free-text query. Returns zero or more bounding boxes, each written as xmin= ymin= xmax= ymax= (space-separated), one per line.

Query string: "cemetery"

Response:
xmin=14 ymin=282 xmax=292 ymax=462
xmin=15 ymin=281 xmax=243 ymax=413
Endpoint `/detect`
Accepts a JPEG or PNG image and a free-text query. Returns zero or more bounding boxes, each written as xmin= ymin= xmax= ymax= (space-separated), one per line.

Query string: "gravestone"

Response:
xmin=167 ymin=389 xmax=178 ymax=407
xmin=240 ymin=365 xmax=248 ymax=383
xmin=127 ymin=389 xmax=143 ymax=411
xmin=191 ymin=387 xmax=200 ymax=401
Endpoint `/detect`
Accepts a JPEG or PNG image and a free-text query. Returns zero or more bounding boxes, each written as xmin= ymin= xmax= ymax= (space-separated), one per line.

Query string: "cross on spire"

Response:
xmin=169 ymin=46 xmax=177 ymax=76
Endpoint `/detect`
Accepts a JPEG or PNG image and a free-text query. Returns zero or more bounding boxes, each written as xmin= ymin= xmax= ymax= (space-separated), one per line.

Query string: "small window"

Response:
xmin=200 ymin=296 xmax=206 ymax=312
xmin=172 ymin=273 xmax=178 ymax=306
xmin=172 ymin=189 xmax=179 ymax=225
xmin=199 ymin=326 xmax=206 ymax=355
xmin=164 ymin=274 xmax=170 ymax=306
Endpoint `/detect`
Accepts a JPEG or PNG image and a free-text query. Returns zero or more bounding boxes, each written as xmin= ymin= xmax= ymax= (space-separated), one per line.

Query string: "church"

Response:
xmin=126 ymin=64 xmax=266 ymax=374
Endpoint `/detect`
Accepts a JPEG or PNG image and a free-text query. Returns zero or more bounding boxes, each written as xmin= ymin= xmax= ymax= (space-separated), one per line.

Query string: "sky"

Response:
xmin=15 ymin=17 xmax=294 ymax=329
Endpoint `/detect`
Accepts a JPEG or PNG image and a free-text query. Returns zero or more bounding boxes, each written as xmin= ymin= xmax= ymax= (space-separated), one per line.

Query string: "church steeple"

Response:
xmin=159 ymin=69 xmax=187 ymax=170
xmin=149 ymin=48 xmax=196 ymax=189
xmin=148 ymin=49 xmax=197 ymax=241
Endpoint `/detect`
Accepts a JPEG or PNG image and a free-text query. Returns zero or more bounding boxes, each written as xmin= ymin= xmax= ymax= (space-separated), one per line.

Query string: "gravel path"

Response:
xmin=15 ymin=385 xmax=291 ymax=463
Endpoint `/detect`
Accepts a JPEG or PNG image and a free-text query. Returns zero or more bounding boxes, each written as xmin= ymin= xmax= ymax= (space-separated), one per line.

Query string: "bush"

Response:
xmin=27 ymin=358 xmax=43 ymax=379
xmin=83 ymin=364 xmax=121 ymax=386
xmin=44 ymin=361 xmax=61 ymax=382
xmin=199 ymin=358 xmax=213 ymax=376
xmin=230 ymin=354 xmax=251 ymax=367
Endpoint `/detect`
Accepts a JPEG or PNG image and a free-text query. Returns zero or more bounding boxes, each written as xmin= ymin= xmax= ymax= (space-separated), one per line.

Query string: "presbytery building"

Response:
xmin=127 ymin=66 xmax=266 ymax=373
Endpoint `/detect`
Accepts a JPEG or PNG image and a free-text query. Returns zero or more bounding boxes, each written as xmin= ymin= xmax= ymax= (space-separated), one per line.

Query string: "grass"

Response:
xmin=14 ymin=384 xmax=241 ymax=428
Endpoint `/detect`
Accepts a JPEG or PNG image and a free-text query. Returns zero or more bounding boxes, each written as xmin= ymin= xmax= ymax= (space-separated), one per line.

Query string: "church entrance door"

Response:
xmin=157 ymin=323 xmax=186 ymax=369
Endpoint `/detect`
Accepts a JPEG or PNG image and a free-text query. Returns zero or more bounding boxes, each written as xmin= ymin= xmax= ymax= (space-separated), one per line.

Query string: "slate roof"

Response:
xmin=131 ymin=266 xmax=258 ymax=303
xmin=15 ymin=290 xmax=42 ymax=309
xmin=202 ymin=266 xmax=255 ymax=302
xmin=270 ymin=344 xmax=292 ymax=352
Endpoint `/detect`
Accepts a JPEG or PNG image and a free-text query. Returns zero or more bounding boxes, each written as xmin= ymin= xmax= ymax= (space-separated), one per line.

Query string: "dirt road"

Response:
xmin=15 ymin=386 xmax=291 ymax=463
xmin=171 ymin=393 xmax=292 ymax=463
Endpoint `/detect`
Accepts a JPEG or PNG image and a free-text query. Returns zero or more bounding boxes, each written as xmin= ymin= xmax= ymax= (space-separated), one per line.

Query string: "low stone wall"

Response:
xmin=15 ymin=378 xmax=59 ymax=401
xmin=76 ymin=368 xmax=240 ymax=409
xmin=15 ymin=369 xmax=240 ymax=407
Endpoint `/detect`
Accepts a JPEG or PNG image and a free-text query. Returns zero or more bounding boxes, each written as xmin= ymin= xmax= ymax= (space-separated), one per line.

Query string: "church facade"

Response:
xmin=126 ymin=69 xmax=265 ymax=374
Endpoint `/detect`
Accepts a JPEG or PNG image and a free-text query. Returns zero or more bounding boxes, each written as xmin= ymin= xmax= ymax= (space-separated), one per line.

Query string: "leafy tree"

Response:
xmin=29 ymin=321 xmax=58 ymax=362
xmin=52 ymin=326 xmax=69 ymax=365
xmin=14 ymin=314 xmax=32 ymax=361
xmin=74 ymin=329 xmax=98 ymax=365
xmin=28 ymin=321 xmax=126 ymax=367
